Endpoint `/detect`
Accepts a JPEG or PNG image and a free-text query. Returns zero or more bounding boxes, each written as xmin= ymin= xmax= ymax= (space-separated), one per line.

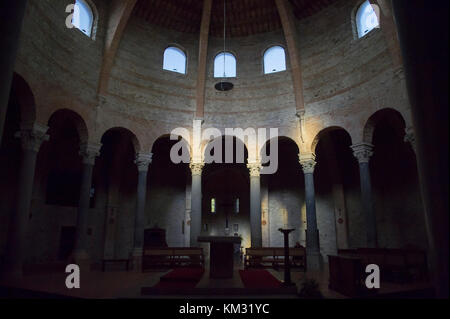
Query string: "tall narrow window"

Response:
xmin=72 ymin=0 xmax=94 ymax=37
xmin=163 ymin=47 xmax=186 ymax=74
xmin=264 ymin=46 xmax=286 ymax=74
xmin=235 ymin=198 xmax=240 ymax=214
xmin=356 ymin=0 xmax=379 ymax=38
xmin=214 ymin=52 xmax=236 ymax=78
xmin=211 ymin=198 xmax=216 ymax=213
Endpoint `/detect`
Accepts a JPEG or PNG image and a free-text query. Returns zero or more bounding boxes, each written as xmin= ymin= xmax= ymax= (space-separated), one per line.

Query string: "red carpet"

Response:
xmin=239 ymin=270 xmax=282 ymax=289
xmin=154 ymin=268 xmax=205 ymax=289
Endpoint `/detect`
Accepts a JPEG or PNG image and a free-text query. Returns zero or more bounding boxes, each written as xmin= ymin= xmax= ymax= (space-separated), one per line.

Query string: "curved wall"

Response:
xmin=7 ymin=0 xmax=422 ymax=261
xmin=14 ymin=0 xmax=411 ymax=151
xmin=15 ymin=0 xmax=107 ymax=129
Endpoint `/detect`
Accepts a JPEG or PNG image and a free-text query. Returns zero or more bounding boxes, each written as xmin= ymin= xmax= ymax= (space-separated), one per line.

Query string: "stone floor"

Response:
xmin=0 ymin=259 xmax=433 ymax=299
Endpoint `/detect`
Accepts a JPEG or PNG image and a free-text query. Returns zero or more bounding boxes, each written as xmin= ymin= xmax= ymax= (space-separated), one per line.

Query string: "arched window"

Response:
xmin=356 ymin=0 xmax=380 ymax=38
xmin=163 ymin=47 xmax=187 ymax=74
xmin=214 ymin=52 xmax=236 ymax=78
xmin=264 ymin=46 xmax=286 ymax=74
xmin=73 ymin=0 xmax=94 ymax=37
xmin=211 ymin=198 xmax=216 ymax=213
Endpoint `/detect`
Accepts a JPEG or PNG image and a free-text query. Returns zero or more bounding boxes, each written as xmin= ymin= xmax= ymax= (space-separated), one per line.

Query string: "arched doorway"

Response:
xmin=262 ymin=137 xmax=305 ymax=248
xmin=95 ymin=127 xmax=139 ymax=260
xmin=368 ymin=109 xmax=427 ymax=249
xmin=202 ymin=136 xmax=250 ymax=252
xmin=313 ymin=128 xmax=360 ymax=257
xmin=146 ymin=135 xmax=190 ymax=247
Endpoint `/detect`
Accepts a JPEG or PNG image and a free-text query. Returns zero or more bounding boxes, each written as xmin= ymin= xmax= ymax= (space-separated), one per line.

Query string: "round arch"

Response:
xmin=203 ymin=134 xmax=249 ymax=165
xmin=11 ymin=72 xmax=37 ymax=129
xmin=363 ymin=108 xmax=406 ymax=144
xmin=99 ymin=127 xmax=141 ymax=154
xmin=311 ymin=126 xmax=353 ymax=154
xmin=47 ymin=109 xmax=89 ymax=145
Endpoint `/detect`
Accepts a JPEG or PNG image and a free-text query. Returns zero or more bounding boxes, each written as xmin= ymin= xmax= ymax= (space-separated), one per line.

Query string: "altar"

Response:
xmin=197 ymin=236 xmax=241 ymax=279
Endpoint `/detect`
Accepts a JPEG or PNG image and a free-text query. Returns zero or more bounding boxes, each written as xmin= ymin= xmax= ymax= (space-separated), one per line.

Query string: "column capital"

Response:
xmin=135 ymin=152 xmax=153 ymax=172
xmin=299 ymin=153 xmax=316 ymax=174
xmin=350 ymin=143 xmax=374 ymax=163
xmin=15 ymin=123 xmax=49 ymax=152
xmin=190 ymin=161 xmax=204 ymax=176
xmin=79 ymin=142 xmax=102 ymax=165
xmin=404 ymin=126 xmax=416 ymax=153
xmin=247 ymin=161 xmax=262 ymax=177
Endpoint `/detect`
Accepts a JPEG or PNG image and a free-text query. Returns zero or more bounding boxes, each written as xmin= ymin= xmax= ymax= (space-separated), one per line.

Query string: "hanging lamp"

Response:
xmin=215 ymin=0 xmax=234 ymax=91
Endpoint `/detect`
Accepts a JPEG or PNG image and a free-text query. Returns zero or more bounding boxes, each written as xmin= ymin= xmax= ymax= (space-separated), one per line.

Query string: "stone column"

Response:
xmin=247 ymin=162 xmax=262 ymax=248
xmin=299 ymin=153 xmax=321 ymax=270
xmin=132 ymin=152 xmax=152 ymax=271
xmin=72 ymin=143 xmax=101 ymax=270
xmin=404 ymin=126 xmax=416 ymax=153
xmin=2 ymin=124 xmax=48 ymax=278
xmin=189 ymin=161 xmax=204 ymax=247
xmin=350 ymin=143 xmax=377 ymax=248
xmin=0 ymin=0 xmax=28 ymax=143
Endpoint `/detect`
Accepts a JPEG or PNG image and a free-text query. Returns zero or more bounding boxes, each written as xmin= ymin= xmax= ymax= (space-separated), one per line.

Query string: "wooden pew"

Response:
xmin=142 ymin=247 xmax=204 ymax=271
xmin=244 ymin=247 xmax=306 ymax=271
xmin=336 ymin=248 xmax=428 ymax=283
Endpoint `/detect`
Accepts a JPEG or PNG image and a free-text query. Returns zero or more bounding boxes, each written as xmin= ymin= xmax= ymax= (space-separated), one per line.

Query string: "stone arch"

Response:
xmin=11 ymin=72 xmax=37 ymax=129
xmin=150 ymin=133 xmax=191 ymax=158
xmin=363 ymin=108 xmax=406 ymax=144
xmin=311 ymin=126 xmax=353 ymax=154
xmin=203 ymin=134 xmax=249 ymax=165
xmin=258 ymin=135 xmax=300 ymax=171
xmin=99 ymin=126 xmax=141 ymax=154
xmin=47 ymin=109 xmax=89 ymax=145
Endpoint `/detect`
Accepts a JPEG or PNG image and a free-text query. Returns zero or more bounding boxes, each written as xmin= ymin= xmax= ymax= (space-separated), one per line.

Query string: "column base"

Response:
xmin=306 ymin=252 xmax=322 ymax=271
xmin=131 ymin=248 xmax=143 ymax=272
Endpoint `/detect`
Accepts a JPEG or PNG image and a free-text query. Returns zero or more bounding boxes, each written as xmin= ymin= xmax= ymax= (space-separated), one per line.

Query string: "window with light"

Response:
xmin=211 ymin=198 xmax=216 ymax=213
xmin=72 ymin=0 xmax=94 ymax=37
xmin=163 ymin=47 xmax=187 ymax=74
xmin=214 ymin=52 xmax=236 ymax=78
xmin=264 ymin=46 xmax=286 ymax=74
xmin=356 ymin=0 xmax=380 ymax=38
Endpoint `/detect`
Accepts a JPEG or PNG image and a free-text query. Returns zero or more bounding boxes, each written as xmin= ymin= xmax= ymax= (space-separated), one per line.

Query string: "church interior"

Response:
xmin=0 ymin=0 xmax=448 ymax=300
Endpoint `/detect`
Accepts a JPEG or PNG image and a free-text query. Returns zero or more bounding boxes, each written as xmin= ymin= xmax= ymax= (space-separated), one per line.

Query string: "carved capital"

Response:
xmin=80 ymin=142 xmax=102 ymax=165
xmin=135 ymin=153 xmax=153 ymax=172
xmin=350 ymin=143 xmax=374 ymax=163
xmin=299 ymin=153 xmax=316 ymax=174
xmin=404 ymin=127 xmax=416 ymax=153
xmin=247 ymin=161 xmax=262 ymax=177
xmin=190 ymin=161 xmax=204 ymax=176
xmin=15 ymin=124 xmax=49 ymax=152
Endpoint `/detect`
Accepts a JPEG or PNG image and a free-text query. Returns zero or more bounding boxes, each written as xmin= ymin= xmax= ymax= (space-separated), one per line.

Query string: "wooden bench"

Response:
xmin=336 ymin=248 xmax=428 ymax=283
xmin=101 ymin=259 xmax=131 ymax=272
xmin=142 ymin=247 xmax=204 ymax=271
xmin=244 ymin=247 xmax=306 ymax=271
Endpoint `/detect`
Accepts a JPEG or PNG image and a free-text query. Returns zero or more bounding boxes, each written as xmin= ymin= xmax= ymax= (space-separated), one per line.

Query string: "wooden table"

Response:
xmin=198 ymin=236 xmax=241 ymax=279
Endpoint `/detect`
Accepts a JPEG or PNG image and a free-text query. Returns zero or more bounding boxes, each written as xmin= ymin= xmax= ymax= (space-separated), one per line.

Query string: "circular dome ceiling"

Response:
xmin=134 ymin=0 xmax=338 ymax=37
